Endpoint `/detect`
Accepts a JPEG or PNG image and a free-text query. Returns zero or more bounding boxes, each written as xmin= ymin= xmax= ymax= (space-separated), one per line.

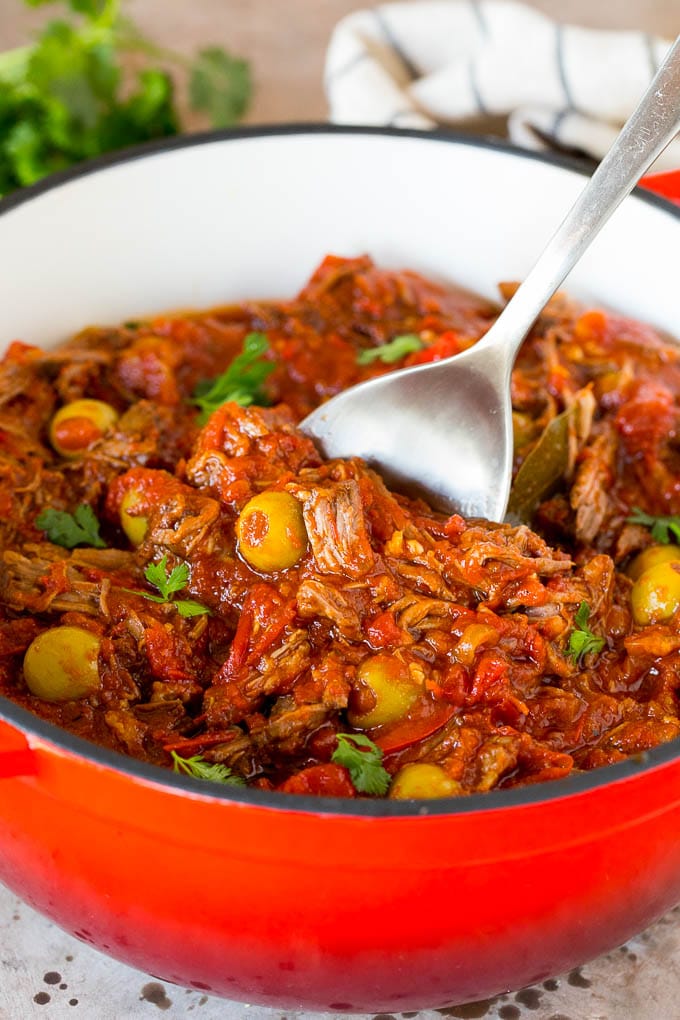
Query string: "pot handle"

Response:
xmin=0 ymin=721 xmax=38 ymax=778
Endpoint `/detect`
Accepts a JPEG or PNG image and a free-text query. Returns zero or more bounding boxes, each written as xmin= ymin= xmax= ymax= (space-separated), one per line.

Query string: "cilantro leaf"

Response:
xmin=4 ymin=120 xmax=50 ymax=187
xmin=189 ymin=47 xmax=251 ymax=128
xmin=192 ymin=332 xmax=274 ymax=423
xmin=26 ymin=21 xmax=103 ymax=129
xmin=145 ymin=556 xmax=189 ymax=600
xmin=23 ymin=0 xmax=111 ymax=14
xmin=36 ymin=504 xmax=106 ymax=548
xmin=568 ymin=601 xmax=605 ymax=665
xmin=171 ymin=751 xmax=245 ymax=786
xmin=68 ymin=0 xmax=113 ymax=16
xmin=106 ymin=68 xmax=177 ymax=144
xmin=357 ymin=334 xmax=424 ymax=366
xmin=129 ymin=556 xmax=210 ymax=617
xmin=174 ymin=599 xmax=212 ymax=619
xmin=331 ymin=733 xmax=391 ymax=796
xmin=627 ymin=507 xmax=680 ymax=545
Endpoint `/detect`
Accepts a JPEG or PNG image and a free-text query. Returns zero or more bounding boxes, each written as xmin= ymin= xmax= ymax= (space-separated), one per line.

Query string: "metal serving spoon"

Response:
xmin=302 ymin=35 xmax=680 ymax=521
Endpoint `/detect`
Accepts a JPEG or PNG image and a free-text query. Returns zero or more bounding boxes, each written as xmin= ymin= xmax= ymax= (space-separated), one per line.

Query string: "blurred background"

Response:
xmin=2 ymin=0 xmax=677 ymax=126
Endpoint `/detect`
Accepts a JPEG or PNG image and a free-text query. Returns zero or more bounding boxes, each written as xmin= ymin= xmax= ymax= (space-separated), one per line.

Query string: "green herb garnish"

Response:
xmin=130 ymin=555 xmax=210 ymax=618
xmin=356 ymin=333 xmax=424 ymax=366
xmin=144 ymin=557 xmax=190 ymax=599
xmin=171 ymin=751 xmax=245 ymax=785
xmin=568 ymin=601 xmax=605 ymax=664
xmin=331 ymin=733 xmax=391 ymax=796
xmin=191 ymin=332 xmax=274 ymax=423
xmin=36 ymin=504 xmax=106 ymax=548
xmin=0 ymin=0 xmax=251 ymax=198
xmin=627 ymin=507 xmax=680 ymax=545
xmin=189 ymin=47 xmax=251 ymax=128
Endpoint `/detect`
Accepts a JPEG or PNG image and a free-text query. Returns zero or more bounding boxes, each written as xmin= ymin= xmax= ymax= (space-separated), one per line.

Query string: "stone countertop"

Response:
xmin=3 ymin=881 xmax=680 ymax=1020
xmin=2 ymin=2 xmax=680 ymax=1018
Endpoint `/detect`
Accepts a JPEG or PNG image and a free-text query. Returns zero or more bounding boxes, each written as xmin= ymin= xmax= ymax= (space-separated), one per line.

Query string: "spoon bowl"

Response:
xmin=302 ymin=36 xmax=680 ymax=520
xmin=301 ymin=339 xmax=513 ymax=518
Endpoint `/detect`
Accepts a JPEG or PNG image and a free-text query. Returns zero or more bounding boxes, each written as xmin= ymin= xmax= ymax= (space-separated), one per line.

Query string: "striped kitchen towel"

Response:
xmin=325 ymin=0 xmax=679 ymax=171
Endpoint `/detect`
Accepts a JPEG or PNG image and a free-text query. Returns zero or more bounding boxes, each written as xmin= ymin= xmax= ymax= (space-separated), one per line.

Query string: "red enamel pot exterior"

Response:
xmin=641 ymin=169 xmax=680 ymax=204
xmin=1 ymin=129 xmax=680 ymax=1013
xmin=3 ymin=710 xmax=680 ymax=1012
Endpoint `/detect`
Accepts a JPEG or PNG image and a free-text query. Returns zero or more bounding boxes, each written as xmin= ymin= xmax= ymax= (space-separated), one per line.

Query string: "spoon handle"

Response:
xmin=486 ymin=34 xmax=680 ymax=360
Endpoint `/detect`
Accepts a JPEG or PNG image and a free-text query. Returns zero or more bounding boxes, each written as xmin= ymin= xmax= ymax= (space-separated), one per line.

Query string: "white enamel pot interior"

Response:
xmin=0 ymin=127 xmax=677 ymax=351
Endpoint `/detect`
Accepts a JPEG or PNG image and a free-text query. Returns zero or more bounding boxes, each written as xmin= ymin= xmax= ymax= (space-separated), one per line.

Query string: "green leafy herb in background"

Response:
xmin=36 ymin=503 xmax=106 ymax=548
xmin=627 ymin=507 xmax=680 ymax=545
xmin=171 ymin=750 xmax=245 ymax=785
xmin=356 ymin=333 xmax=424 ymax=366
xmin=191 ymin=331 xmax=274 ymax=423
xmin=567 ymin=601 xmax=605 ymax=665
xmin=0 ymin=0 xmax=252 ymax=196
xmin=189 ymin=46 xmax=250 ymax=127
xmin=331 ymin=732 xmax=391 ymax=796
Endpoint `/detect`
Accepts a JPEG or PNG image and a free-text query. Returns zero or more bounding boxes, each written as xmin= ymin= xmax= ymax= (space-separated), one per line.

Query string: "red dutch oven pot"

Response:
xmin=3 ymin=700 xmax=680 ymax=1012
xmin=0 ymin=132 xmax=679 ymax=1013
xmin=640 ymin=168 xmax=680 ymax=204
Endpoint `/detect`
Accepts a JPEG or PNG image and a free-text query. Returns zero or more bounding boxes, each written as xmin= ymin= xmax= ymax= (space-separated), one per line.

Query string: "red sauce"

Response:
xmin=1 ymin=255 xmax=679 ymax=798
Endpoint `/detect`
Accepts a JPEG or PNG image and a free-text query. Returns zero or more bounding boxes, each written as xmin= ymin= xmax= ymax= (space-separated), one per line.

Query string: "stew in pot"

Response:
xmin=2 ymin=254 xmax=680 ymax=799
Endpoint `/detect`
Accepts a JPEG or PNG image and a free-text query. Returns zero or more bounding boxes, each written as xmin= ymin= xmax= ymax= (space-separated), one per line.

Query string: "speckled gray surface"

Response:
xmin=2 ymin=881 xmax=677 ymax=1020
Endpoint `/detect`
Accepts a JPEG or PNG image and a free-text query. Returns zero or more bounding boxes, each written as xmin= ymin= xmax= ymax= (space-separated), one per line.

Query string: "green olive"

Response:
xmin=389 ymin=763 xmax=462 ymax=799
xmin=50 ymin=399 xmax=118 ymax=457
xmin=347 ymin=654 xmax=420 ymax=729
xmin=236 ymin=491 xmax=308 ymax=573
xmin=627 ymin=544 xmax=680 ymax=582
xmin=120 ymin=487 xmax=149 ymax=547
xmin=631 ymin=561 xmax=680 ymax=626
xmin=23 ymin=626 xmax=102 ymax=702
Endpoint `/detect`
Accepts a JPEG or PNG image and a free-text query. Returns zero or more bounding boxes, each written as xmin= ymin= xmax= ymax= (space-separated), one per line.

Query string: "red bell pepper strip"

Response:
xmin=373 ymin=698 xmax=455 ymax=755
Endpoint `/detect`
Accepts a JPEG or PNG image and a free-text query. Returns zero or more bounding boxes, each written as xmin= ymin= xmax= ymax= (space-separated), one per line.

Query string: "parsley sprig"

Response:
xmin=357 ymin=334 xmax=424 ymax=366
xmin=0 ymin=0 xmax=251 ymax=198
xmin=568 ymin=602 xmax=606 ymax=665
xmin=627 ymin=507 xmax=680 ymax=545
xmin=171 ymin=751 xmax=245 ymax=786
xmin=331 ymin=733 xmax=391 ymax=796
xmin=191 ymin=332 xmax=274 ymax=423
xmin=36 ymin=504 xmax=106 ymax=548
xmin=128 ymin=555 xmax=210 ymax=618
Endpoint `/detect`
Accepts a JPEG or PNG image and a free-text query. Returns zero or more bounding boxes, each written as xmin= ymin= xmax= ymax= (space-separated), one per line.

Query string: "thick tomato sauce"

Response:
xmin=1 ymin=255 xmax=680 ymax=797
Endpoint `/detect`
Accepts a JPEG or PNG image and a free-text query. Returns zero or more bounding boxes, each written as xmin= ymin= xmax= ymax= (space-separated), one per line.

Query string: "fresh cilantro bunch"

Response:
xmin=0 ymin=0 xmax=251 ymax=197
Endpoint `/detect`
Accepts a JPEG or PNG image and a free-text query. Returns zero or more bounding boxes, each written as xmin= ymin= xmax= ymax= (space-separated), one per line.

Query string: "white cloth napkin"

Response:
xmin=325 ymin=1 xmax=679 ymax=171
